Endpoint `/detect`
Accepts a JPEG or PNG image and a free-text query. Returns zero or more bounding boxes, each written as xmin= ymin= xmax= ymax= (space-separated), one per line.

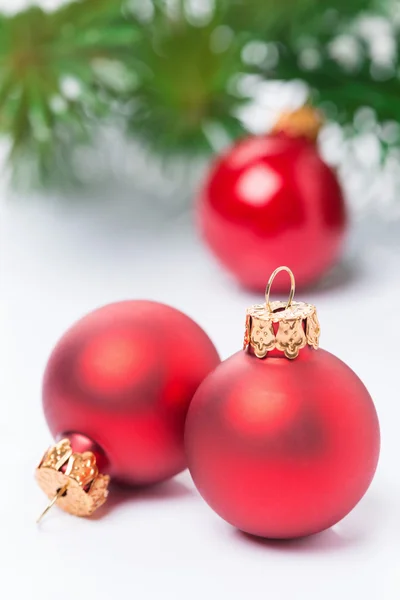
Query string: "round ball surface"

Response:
xmin=198 ymin=134 xmax=347 ymax=291
xmin=185 ymin=348 xmax=380 ymax=538
xmin=43 ymin=301 xmax=220 ymax=485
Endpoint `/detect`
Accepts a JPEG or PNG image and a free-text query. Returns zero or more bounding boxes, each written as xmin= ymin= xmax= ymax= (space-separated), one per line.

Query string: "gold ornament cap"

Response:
xmin=271 ymin=105 xmax=323 ymax=142
xmin=36 ymin=438 xmax=110 ymax=521
xmin=243 ymin=266 xmax=320 ymax=360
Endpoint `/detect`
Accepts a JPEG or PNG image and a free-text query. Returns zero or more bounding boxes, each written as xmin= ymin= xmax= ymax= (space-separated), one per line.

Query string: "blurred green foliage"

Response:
xmin=0 ymin=0 xmax=398 ymax=185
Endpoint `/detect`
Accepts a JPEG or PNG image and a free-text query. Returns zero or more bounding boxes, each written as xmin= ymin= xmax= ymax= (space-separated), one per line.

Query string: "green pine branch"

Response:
xmin=0 ymin=0 xmax=398 ymax=187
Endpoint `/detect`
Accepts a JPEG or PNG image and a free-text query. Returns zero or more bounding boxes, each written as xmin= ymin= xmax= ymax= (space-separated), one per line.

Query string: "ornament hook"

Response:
xmin=36 ymin=483 xmax=69 ymax=524
xmin=265 ymin=266 xmax=295 ymax=312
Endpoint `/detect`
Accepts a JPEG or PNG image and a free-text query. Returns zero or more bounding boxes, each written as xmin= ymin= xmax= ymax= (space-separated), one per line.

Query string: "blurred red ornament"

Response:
xmin=198 ymin=107 xmax=347 ymax=291
xmin=36 ymin=300 xmax=220 ymax=518
xmin=185 ymin=267 xmax=380 ymax=539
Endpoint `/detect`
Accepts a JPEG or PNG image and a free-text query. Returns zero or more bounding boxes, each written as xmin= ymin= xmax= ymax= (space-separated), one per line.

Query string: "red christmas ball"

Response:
xmin=198 ymin=112 xmax=347 ymax=291
xmin=185 ymin=290 xmax=380 ymax=539
xmin=43 ymin=300 xmax=220 ymax=486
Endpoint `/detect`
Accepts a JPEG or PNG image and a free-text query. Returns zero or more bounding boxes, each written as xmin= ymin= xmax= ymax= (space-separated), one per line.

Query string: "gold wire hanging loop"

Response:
xmin=36 ymin=483 xmax=69 ymax=524
xmin=265 ymin=266 xmax=296 ymax=312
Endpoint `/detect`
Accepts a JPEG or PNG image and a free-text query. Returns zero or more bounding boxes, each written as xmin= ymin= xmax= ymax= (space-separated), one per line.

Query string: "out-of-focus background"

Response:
xmin=1 ymin=1 xmax=400 ymax=599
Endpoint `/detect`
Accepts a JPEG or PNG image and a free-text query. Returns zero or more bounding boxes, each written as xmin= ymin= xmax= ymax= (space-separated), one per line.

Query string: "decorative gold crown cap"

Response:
xmin=243 ymin=266 xmax=320 ymax=360
xmin=271 ymin=105 xmax=323 ymax=143
xmin=36 ymin=438 xmax=110 ymax=520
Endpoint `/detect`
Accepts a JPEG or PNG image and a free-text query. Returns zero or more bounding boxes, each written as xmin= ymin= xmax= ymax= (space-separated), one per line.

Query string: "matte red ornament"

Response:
xmin=36 ymin=300 xmax=220 ymax=519
xmin=185 ymin=267 xmax=380 ymax=539
xmin=197 ymin=107 xmax=347 ymax=291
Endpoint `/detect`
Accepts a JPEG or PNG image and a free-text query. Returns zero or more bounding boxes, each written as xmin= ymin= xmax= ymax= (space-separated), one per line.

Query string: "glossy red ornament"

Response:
xmin=198 ymin=111 xmax=347 ymax=291
xmin=43 ymin=300 xmax=220 ymax=486
xmin=185 ymin=273 xmax=380 ymax=539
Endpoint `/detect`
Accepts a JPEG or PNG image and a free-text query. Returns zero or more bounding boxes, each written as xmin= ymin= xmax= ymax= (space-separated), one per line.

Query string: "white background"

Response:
xmin=1 ymin=1 xmax=400 ymax=597
xmin=1 ymin=184 xmax=400 ymax=600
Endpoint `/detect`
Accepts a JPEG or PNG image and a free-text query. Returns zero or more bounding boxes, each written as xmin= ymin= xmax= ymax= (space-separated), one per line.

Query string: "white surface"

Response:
xmin=1 ymin=184 xmax=400 ymax=600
